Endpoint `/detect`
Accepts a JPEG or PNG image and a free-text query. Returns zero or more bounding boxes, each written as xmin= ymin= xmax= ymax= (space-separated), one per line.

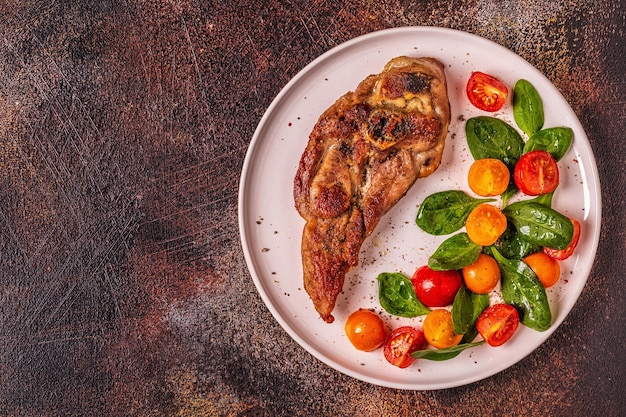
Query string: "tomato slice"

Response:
xmin=466 ymin=71 xmax=509 ymax=112
xmin=383 ymin=326 xmax=426 ymax=368
xmin=467 ymin=158 xmax=510 ymax=196
xmin=476 ymin=303 xmax=520 ymax=347
xmin=544 ymin=218 xmax=581 ymax=260
xmin=411 ymin=265 xmax=462 ymax=307
xmin=514 ymin=150 xmax=559 ymax=196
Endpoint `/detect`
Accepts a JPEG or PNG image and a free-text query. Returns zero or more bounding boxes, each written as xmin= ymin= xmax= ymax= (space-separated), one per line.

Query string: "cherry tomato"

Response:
xmin=344 ymin=309 xmax=387 ymax=352
xmin=524 ymin=251 xmax=561 ymax=288
xmin=476 ymin=303 xmax=520 ymax=347
xmin=411 ymin=265 xmax=462 ymax=307
xmin=422 ymin=309 xmax=463 ymax=349
xmin=465 ymin=203 xmax=507 ymax=246
xmin=543 ymin=218 xmax=581 ymax=260
xmin=514 ymin=150 xmax=559 ymax=196
xmin=466 ymin=71 xmax=509 ymax=112
xmin=383 ymin=326 xmax=426 ymax=368
xmin=462 ymin=253 xmax=501 ymax=294
xmin=468 ymin=158 xmax=510 ymax=197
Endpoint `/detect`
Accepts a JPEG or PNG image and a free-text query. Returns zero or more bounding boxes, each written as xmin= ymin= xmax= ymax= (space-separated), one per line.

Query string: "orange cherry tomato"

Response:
xmin=466 ymin=71 xmax=509 ymax=112
xmin=476 ymin=303 xmax=520 ymax=347
xmin=383 ymin=326 xmax=426 ymax=368
xmin=524 ymin=252 xmax=561 ymax=288
xmin=462 ymin=253 xmax=501 ymax=294
xmin=467 ymin=158 xmax=510 ymax=197
xmin=513 ymin=150 xmax=559 ymax=196
xmin=465 ymin=203 xmax=507 ymax=246
xmin=422 ymin=309 xmax=463 ymax=349
xmin=345 ymin=309 xmax=387 ymax=352
xmin=543 ymin=218 xmax=581 ymax=260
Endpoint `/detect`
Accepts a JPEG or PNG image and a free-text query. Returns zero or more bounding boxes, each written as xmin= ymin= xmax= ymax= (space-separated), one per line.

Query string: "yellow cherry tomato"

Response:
xmin=345 ymin=309 xmax=387 ymax=352
xmin=524 ymin=252 xmax=561 ymax=288
xmin=465 ymin=203 xmax=507 ymax=246
xmin=422 ymin=309 xmax=463 ymax=349
xmin=468 ymin=158 xmax=510 ymax=197
xmin=462 ymin=253 xmax=501 ymax=294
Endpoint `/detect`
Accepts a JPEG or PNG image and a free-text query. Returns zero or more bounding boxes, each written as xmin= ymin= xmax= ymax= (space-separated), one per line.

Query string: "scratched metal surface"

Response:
xmin=0 ymin=0 xmax=624 ymax=416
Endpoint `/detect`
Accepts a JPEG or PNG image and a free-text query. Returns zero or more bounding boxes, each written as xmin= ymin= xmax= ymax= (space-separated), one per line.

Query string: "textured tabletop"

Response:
xmin=0 ymin=1 xmax=624 ymax=416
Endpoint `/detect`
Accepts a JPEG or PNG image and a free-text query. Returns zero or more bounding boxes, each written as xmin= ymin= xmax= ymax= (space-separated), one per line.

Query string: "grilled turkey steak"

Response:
xmin=293 ymin=56 xmax=451 ymax=323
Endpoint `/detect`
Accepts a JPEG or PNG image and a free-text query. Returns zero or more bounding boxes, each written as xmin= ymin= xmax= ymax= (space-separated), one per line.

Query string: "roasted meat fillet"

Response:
xmin=293 ymin=56 xmax=451 ymax=323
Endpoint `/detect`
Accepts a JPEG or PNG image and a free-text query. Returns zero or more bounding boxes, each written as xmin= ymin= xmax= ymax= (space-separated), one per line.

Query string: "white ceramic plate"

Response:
xmin=238 ymin=27 xmax=601 ymax=390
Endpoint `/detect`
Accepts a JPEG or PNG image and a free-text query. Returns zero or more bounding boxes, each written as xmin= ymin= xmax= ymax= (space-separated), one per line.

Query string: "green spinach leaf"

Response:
xmin=503 ymin=201 xmax=574 ymax=250
xmin=451 ymin=288 xmax=490 ymax=343
xmin=501 ymin=181 xmax=519 ymax=207
xmin=416 ymin=190 xmax=494 ymax=235
xmin=452 ymin=282 xmax=489 ymax=332
xmin=530 ymin=191 xmax=554 ymax=208
xmin=465 ymin=116 xmax=524 ymax=167
xmin=492 ymin=248 xmax=552 ymax=332
xmin=460 ymin=293 xmax=491 ymax=343
xmin=452 ymin=283 xmax=473 ymax=335
xmin=377 ymin=272 xmax=430 ymax=317
xmin=513 ymin=79 xmax=544 ymax=137
xmin=524 ymin=127 xmax=574 ymax=161
xmin=490 ymin=223 xmax=541 ymax=260
xmin=428 ymin=233 xmax=481 ymax=271
xmin=412 ymin=341 xmax=485 ymax=361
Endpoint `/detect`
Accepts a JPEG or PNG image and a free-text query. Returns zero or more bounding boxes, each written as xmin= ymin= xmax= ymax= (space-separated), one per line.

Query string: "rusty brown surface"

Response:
xmin=0 ymin=0 xmax=624 ymax=416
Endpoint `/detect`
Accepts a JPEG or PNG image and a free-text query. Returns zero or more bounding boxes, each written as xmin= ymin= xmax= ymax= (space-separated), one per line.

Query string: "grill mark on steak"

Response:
xmin=380 ymin=72 xmax=431 ymax=98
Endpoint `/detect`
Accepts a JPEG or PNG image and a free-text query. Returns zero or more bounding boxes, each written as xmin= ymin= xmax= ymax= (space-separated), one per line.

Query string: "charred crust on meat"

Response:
xmin=338 ymin=141 xmax=353 ymax=155
xmin=404 ymin=73 xmax=431 ymax=94
xmin=379 ymin=72 xmax=432 ymax=99
xmin=367 ymin=110 xmax=407 ymax=148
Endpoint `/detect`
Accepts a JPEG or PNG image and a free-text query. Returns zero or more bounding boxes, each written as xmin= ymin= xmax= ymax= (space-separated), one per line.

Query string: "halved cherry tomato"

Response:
xmin=476 ymin=303 xmax=519 ymax=347
xmin=514 ymin=150 xmax=559 ymax=196
xmin=422 ymin=309 xmax=463 ymax=349
xmin=524 ymin=251 xmax=561 ymax=288
xmin=543 ymin=218 xmax=581 ymax=260
xmin=345 ymin=309 xmax=387 ymax=352
xmin=383 ymin=326 xmax=426 ymax=368
xmin=411 ymin=265 xmax=462 ymax=307
xmin=465 ymin=203 xmax=507 ymax=246
xmin=466 ymin=71 xmax=509 ymax=112
xmin=462 ymin=253 xmax=501 ymax=294
xmin=468 ymin=158 xmax=511 ymax=197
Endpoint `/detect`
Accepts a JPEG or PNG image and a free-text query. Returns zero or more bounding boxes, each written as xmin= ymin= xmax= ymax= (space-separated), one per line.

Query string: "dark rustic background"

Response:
xmin=0 ymin=1 xmax=624 ymax=416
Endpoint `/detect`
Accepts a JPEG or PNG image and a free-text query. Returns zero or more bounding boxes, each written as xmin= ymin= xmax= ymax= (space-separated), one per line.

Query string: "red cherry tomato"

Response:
xmin=466 ymin=71 xmax=509 ymax=112
xmin=476 ymin=303 xmax=520 ymax=347
xmin=544 ymin=218 xmax=581 ymax=260
xmin=383 ymin=326 xmax=426 ymax=368
xmin=514 ymin=150 xmax=559 ymax=196
xmin=411 ymin=265 xmax=462 ymax=307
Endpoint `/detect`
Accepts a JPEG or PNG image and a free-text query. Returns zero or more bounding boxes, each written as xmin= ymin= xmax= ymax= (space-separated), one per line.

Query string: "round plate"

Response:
xmin=238 ymin=27 xmax=601 ymax=390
